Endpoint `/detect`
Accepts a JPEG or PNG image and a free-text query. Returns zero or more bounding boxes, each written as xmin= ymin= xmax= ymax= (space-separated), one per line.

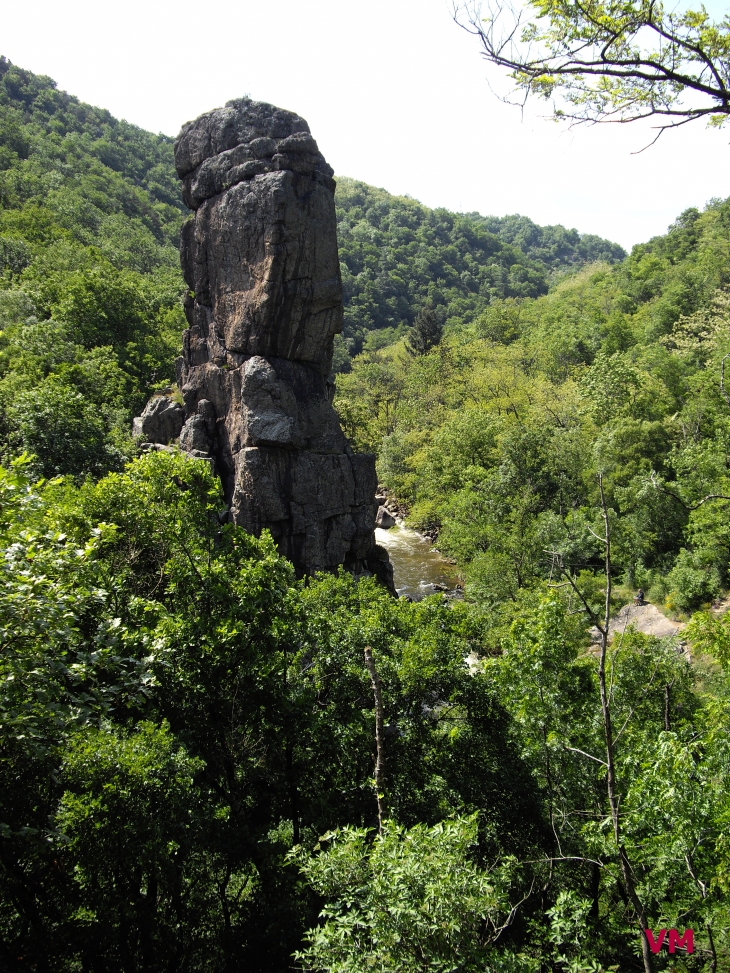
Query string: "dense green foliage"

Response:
xmin=1 ymin=57 xmax=729 ymax=973
xmin=335 ymin=178 xmax=625 ymax=363
xmin=292 ymin=816 xmax=508 ymax=973
xmin=338 ymin=197 xmax=730 ymax=616
xmin=0 ymin=57 xmax=624 ymax=478
xmin=2 ymin=453 xmax=728 ymax=971
xmin=326 ymin=195 xmax=730 ymax=971
xmin=0 ymin=453 xmax=549 ymax=971
xmin=0 ymin=57 xmax=187 ymax=477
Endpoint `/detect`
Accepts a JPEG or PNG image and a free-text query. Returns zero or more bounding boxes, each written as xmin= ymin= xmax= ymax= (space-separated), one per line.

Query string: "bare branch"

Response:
xmin=586 ymin=524 xmax=608 ymax=545
xmin=522 ymin=854 xmax=606 ymax=867
xmin=490 ymin=877 xmax=536 ymax=943
xmin=564 ymin=744 xmax=608 ymax=767
xmin=452 ymin=0 xmax=730 ymax=139
xmin=721 ymin=353 xmax=730 ymax=408
xmin=546 ymin=550 xmax=604 ymax=632
xmin=650 ymin=472 xmax=730 ymax=511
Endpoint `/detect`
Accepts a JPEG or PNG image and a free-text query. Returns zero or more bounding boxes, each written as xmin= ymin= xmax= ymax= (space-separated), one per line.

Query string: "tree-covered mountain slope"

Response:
xmin=335 ymin=177 xmax=625 ymax=359
xmin=1 ymin=57 xmax=730 ymax=973
xmin=0 ymin=57 xmax=627 ymax=468
xmin=0 ymin=56 xmax=187 ymax=478
xmin=337 ymin=194 xmax=730 ymax=616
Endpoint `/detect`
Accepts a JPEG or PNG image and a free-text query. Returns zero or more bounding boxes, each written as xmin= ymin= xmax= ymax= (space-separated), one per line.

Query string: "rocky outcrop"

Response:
xmin=179 ymin=399 xmax=217 ymax=463
xmin=375 ymin=506 xmax=396 ymax=529
xmin=172 ymin=98 xmax=392 ymax=587
xmin=133 ymin=396 xmax=185 ymax=443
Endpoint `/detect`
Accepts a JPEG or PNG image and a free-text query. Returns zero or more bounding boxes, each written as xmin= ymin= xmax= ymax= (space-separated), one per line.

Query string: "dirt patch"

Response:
xmin=590 ymin=602 xmax=686 ymax=644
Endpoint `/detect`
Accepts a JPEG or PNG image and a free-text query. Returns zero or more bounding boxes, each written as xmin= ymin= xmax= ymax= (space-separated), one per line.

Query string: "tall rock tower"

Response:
xmin=173 ymin=98 xmax=392 ymax=587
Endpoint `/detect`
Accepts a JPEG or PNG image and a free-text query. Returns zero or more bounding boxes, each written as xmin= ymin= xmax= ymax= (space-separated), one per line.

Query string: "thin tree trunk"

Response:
xmin=597 ymin=476 xmax=654 ymax=973
xmin=589 ymin=861 xmax=600 ymax=921
xmin=286 ymin=737 xmax=300 ymax=845
xmin=685 ymin=851 xmax=717 ymax=973
xmin=707 ymin=923 xmax=717 ymax=973
xmin=364 ymin=646 xmax=387 ymax=833
xmin=283 ymin=643 xmax=299 ymax=844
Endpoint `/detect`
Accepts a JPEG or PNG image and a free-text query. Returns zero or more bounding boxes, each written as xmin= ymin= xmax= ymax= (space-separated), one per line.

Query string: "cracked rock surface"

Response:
xmin=171 ymin=97 xmax=392 ymax=586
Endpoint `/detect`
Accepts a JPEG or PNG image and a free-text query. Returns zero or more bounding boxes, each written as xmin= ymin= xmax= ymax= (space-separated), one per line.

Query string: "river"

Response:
xmin=375 ymin=524 xmax=460 ymax=600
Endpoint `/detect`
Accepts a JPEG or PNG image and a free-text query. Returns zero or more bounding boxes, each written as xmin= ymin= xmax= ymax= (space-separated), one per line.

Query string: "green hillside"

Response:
xmin=0 ymin=56 xmax=186 ymax=477
xmin=335 ymin=177 xmax=625 ymax=361
xmin=0 ymin=56 xmax=627 ymax=466
xmin=337 ymin=194 xmax=730 ymax=614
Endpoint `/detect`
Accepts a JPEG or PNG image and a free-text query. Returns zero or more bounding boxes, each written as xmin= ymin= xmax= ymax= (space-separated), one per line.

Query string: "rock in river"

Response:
xmin=375 ymin=506 xmax=396 ymax=529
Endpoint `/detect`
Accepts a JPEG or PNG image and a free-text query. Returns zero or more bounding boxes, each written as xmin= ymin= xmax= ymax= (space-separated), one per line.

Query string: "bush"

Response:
xmin=665 ymin=548 xmax=721 ymax=612
xmin=11 ymin=379 xmax=123 ymax=478
xmin=291 ymin=816 xmax=523 ymax=973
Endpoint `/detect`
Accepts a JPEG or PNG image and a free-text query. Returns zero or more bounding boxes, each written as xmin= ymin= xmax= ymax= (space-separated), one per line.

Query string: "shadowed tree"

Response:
xmin=406 ymin=307 xmax=444 ymax=356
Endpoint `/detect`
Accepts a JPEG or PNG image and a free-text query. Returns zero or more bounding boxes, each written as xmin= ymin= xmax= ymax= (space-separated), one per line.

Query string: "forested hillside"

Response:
xmin=0 ymin=56 xmax=625 ymax=459
xmin=1 ymin=56 xmax=730 ymax=973
xmin=337 ymin=196 xmax=730 ymax=615
xmin=335 ymin=177 xmax=624 ymax=362
xmin=0 ymin=56 xmax=187 ymax=478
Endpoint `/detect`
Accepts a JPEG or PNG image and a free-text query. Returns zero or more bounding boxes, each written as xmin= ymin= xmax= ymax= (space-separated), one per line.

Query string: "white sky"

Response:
xmin=3 ymin=0 xmax=729 ymax=250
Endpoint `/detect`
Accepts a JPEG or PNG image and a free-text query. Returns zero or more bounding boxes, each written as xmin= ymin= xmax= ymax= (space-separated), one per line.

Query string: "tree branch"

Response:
xmin=650 ymin=472 xmax=730 ymax=511
xmin=564 ymin=744 xmax=608 ymax=767
xmin=452 ymin=0 xmax=730 ymax=135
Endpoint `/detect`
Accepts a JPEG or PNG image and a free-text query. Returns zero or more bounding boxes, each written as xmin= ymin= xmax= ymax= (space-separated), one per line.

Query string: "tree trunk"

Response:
xmin=364 ymin=646 xmax=387 ymax=833
xmin=597 ymin=476 xmax=654 ymax=973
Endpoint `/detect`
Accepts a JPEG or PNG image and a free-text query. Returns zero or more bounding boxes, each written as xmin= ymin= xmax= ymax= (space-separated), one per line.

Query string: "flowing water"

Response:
xmin=375 ymin=524 xmax=460 ymax=600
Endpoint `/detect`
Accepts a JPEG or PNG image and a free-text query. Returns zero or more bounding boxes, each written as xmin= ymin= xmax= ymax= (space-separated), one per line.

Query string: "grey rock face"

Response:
xmin=173 ymin=98 xmax=392 ymax=587
xmin=179 ymin=398 xmax=216 ymax=459
xmin=133 ymin=396 xmax=185 ymax=443
xmin=177 ymin=99 xmax=341 ymax=369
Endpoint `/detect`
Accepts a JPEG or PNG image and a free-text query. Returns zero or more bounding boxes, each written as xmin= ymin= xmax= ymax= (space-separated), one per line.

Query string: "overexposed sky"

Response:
xmin=3 ymin=0 xmax=729 ymax=250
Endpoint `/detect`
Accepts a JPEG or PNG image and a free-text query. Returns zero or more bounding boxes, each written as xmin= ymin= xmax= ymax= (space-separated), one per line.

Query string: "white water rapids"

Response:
xmin=375 ymin=524 xmax=460 ymax=600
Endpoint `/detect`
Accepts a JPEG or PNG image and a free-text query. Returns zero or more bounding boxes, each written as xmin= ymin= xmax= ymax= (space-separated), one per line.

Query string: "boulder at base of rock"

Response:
xmin=132 ymin=396 xmax=184 ymax=443
xmin=375 ymin=506 xmax=396 ymax=529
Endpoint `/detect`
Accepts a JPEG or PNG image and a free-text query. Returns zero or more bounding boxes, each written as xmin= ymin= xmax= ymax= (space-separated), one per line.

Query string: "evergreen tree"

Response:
xmin=406 ymin=307 xmax=443 ymax=356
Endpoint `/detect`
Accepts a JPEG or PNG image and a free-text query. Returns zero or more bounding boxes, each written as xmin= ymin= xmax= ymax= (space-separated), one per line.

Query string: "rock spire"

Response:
xmin=170 ymin=97 xmax=392 ymax=587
